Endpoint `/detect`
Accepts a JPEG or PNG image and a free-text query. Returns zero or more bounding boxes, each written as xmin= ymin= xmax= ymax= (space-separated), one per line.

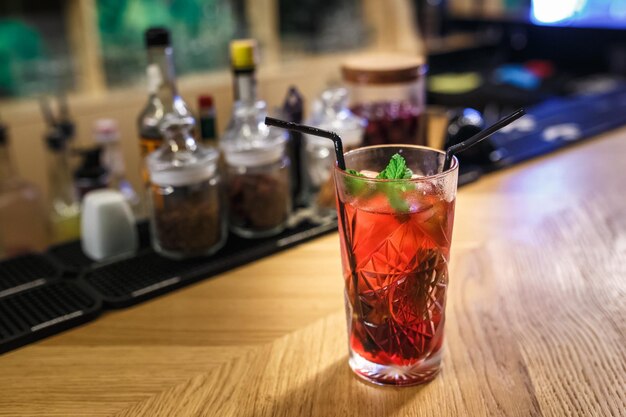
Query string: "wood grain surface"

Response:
xmin=1 ymin=129 xmax=625 ymax=416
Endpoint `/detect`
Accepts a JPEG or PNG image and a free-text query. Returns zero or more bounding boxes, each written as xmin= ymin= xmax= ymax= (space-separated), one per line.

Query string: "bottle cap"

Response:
xmin=93 ymin=119 xmax=119 ymax=144
xmin=230 ymin=39 xmax=258 ymax=71
xmin=145 ymin=27 xmax=171 ymax=48
xmin=198 ymin=95 xmax=214 ymax=109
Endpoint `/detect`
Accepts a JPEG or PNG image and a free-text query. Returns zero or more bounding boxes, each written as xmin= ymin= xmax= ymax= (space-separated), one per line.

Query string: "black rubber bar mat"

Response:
xmin=0 ymin=218 xmax=335 ymax=354
xmin=0 ymin=253 xmax=63 ymax=298
xmin=46 ymin=241 xmax=94 ymax=274
xmin=0 ymin=280 xmax=101 ymax=354
xmin=47 ymin=222 xmax=152 ymax=274
xmin=82 ymin=219 xmax=338 ymax=308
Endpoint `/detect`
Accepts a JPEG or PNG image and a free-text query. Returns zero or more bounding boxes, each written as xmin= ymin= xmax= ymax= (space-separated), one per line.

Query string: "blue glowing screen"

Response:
xmin=531 ymin=0 xmax=626 ymax=28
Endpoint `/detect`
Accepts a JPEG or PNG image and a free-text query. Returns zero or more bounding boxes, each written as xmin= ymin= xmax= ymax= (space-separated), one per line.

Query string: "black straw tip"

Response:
xmin=264 ymin=116 xmax=347 ymax=170
xmin=443 ymin=107 xmax=526 ymax=172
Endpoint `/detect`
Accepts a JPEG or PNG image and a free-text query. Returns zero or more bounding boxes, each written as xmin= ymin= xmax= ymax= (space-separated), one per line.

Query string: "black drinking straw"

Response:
xmin=443 ymin=108 xmax=526 ymax=172
xmin=265 ymin=117 xmax=347 ymax=170
xmin=264 ymin=116 xmax=365 ymax=319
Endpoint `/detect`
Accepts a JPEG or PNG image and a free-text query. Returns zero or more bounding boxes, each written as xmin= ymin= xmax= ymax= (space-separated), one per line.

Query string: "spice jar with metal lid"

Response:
xmin=342 ymin=53 xmax=427 ymax=146
xmin=147 ymin=114 xmax=225 ymax=259
xmin=303 ymin=87 xmax=365 ymax=216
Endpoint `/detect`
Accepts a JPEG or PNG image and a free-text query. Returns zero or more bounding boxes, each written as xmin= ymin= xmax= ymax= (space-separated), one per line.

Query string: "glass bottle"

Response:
xmin=73 ymin=147 xmax=110 ymax=200
xmin=147 ymin=114 xmax=225 ymax=259
xmin=46 ymin=128 xmax=80 ymax=244
xmin=198 ymin=94 xmax=217 ymax=147
xmin=137 ymin=27 xmax=195 ymax=169
xmin=281 ymin=86 xmax=305 ymax=207
xmin=93 ymin=119 xmax=139 ymax=212
xmin=220 ymin=39 xmax=291 ymax=238
xmin=304 ymin=87 xmax=365 ymax=216
xmin=0 ymin=122 xmax=49 ymax=257
xmin=137 ymin=27 xmax=195 ymax=217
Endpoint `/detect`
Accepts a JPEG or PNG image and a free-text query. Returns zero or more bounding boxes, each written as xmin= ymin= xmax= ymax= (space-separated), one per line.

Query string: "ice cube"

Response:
xmin=359 ymin=170 xmax=379 ymax=179
xmin=415 ymin=182 xmax=437 ymax=196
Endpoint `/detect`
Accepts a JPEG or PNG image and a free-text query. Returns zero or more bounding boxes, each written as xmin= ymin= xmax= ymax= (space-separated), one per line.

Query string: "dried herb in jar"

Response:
xmin=152 ymin=187 xmax=222 ymax=253
xmin=229 ymin=173 xmax=289 ymax=231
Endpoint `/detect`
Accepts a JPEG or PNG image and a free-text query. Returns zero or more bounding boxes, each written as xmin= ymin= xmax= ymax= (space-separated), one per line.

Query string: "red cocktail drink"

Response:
xmin=334 ymin=145 xmax=458 ymax=386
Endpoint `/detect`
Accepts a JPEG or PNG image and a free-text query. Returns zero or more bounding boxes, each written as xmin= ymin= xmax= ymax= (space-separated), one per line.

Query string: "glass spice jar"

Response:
xmin=342 ymin=53 xmax=427 ymax=146
xmin=147 ymin=114 xmax=225 ymax=259
xmin=304 ymin=87 xmax=365 ymax=216
xmin=224 ymin=146 xmax=291 ymax=238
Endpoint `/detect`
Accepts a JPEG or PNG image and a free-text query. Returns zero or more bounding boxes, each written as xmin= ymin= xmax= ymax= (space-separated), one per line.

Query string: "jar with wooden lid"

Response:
xmin=342 ymin=53 xmax=427 ymax=146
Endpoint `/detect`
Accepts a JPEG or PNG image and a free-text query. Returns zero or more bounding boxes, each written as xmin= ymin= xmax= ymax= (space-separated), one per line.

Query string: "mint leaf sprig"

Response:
xmin=375 ymin=153 xmax=414 ymax=212
xmin=376 ymin=154 xmax=413 ymax=180
xmin=343 ymin=153 xmax=415 ymax=213
xmin=344 ymin=169 xmax=367 ymax=196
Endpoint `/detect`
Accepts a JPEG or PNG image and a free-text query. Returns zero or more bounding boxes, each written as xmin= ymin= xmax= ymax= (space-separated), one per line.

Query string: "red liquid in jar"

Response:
xmin=352 ymin=101 xmax=423 ymax=146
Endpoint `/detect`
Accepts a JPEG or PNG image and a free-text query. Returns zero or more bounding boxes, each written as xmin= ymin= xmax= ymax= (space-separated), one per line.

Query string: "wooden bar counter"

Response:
xmin=1 ymin=129 xmax=625 ymax=416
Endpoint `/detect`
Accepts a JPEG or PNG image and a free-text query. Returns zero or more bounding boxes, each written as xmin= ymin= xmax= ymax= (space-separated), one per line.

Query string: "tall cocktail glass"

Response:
xmin=334 ymin=145 xmax=458 ymax=386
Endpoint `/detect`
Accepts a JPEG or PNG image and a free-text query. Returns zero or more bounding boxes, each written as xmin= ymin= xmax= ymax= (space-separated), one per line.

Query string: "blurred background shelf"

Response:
xmin=0 ymin=0 xmax=427 ymax=206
